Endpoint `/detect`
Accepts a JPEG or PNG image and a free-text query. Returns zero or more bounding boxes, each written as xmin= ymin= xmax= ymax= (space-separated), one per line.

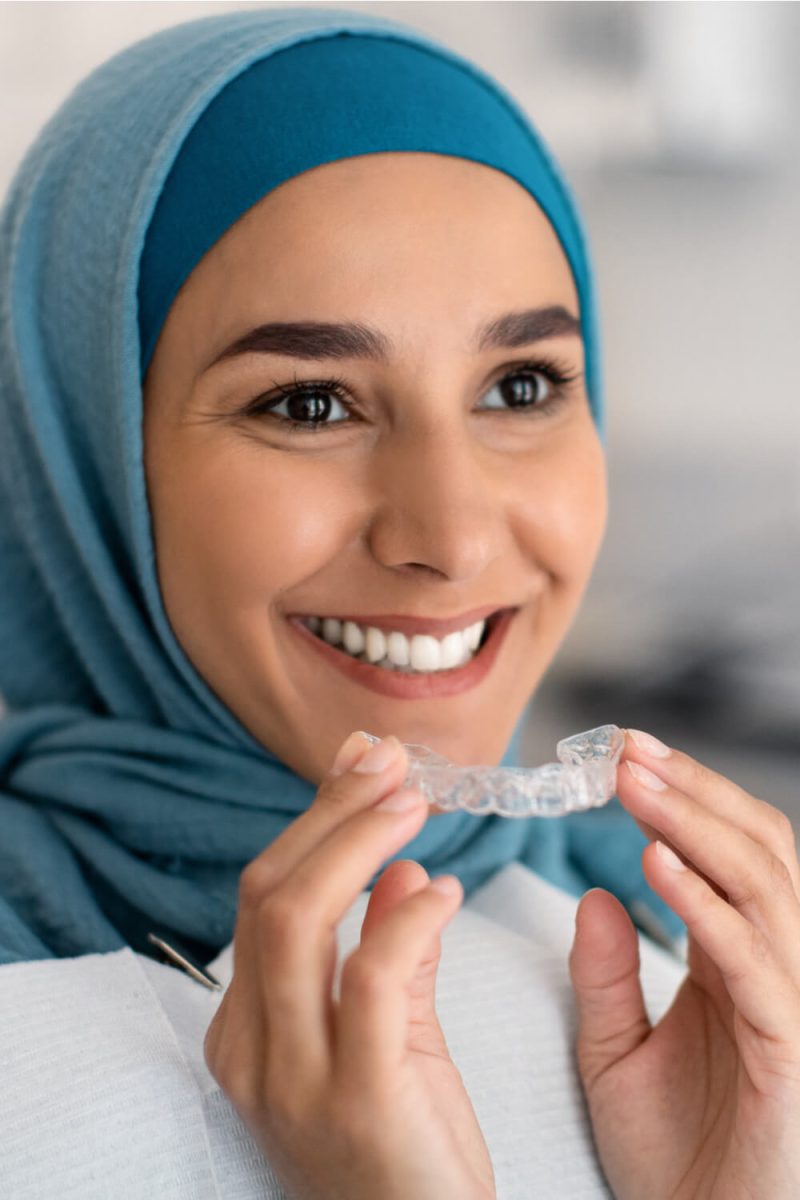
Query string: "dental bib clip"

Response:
xmin=360 ymin=724 xmax=623 ymax=818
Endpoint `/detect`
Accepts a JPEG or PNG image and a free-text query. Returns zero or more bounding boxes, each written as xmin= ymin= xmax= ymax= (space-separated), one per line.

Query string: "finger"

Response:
xmin=232 ymin=733 xmax=410 ymax=977
xmin=617 ymin=759 xmax=800 ymax=984
xmin=568 ymin=888 xmax=651 ymax=1094
xmin=360 ymin=859 xmax=432 ymax=941
xmin=335 ymin=875 xmax=463 ymax=1094
xmin=361 ymin=860 xmax=447 ymax=1043
xmin=240 ymin=732 xmax=411 ymax=901
xmin=257 ymin=786 xmax=430 ymax=1089
xmin=643 ymin=840 xmax=800 ymax=1055
xmin=218 ymin=736 xmax=419 ymax=1106
xmin=623 ymin=730 xmax=800 ymax=891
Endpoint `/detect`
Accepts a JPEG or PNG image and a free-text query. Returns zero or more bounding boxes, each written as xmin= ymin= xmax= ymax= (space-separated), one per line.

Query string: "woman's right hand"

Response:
xmin=203 ymin=730 xmax=496 ymax=1200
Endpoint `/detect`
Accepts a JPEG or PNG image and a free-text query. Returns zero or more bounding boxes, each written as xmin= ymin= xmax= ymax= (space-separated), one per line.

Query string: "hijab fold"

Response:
xmin=0 ymin=7 xmax=684 ymax=965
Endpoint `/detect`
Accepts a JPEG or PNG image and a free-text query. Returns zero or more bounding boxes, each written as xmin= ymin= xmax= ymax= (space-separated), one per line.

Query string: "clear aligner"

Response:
xmin=360 ymin=724 xmax=623 ymax=818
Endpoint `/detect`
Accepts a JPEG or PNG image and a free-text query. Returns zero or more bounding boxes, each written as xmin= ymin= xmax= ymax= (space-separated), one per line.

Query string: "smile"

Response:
xmin=286 ymin=607 xmax=517 ymax=700
xmin=299 ymin=614 xmax=489 ymax=672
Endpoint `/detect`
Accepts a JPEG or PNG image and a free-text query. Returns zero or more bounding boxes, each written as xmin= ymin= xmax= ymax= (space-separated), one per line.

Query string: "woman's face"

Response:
xmin=144 ymin=152 xmax=607 ymax=787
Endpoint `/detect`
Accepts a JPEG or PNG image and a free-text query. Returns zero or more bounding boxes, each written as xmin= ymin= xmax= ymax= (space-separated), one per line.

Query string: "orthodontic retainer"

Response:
xmin=360 ymin=724 xmax=623 ymax=817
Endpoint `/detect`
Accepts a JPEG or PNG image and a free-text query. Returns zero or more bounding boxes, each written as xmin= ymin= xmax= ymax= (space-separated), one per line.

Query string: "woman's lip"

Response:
xmin=286 ymin=603 xmax=506 ymax=639
xmin=286 ymin=608 xmax=516 ymax=700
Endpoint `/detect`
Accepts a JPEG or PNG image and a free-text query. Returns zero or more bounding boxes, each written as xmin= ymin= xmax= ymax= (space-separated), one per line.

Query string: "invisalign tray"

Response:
xmin=360 ymin=724 xmax=623 ymax=817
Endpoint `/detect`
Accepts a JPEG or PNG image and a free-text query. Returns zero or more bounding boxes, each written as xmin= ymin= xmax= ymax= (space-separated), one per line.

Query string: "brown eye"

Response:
xmin=480 ymin=370 xmax=552 ymax=411
xmin=247 ymin=382 xmax=351 ymax=428
xmin=279 ymin=389 xmax=339 ymax=424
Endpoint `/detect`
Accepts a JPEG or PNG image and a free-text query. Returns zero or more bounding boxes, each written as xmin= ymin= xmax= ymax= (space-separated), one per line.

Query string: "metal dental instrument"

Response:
xmin=360 ymin=724 xmax=623 ymax=817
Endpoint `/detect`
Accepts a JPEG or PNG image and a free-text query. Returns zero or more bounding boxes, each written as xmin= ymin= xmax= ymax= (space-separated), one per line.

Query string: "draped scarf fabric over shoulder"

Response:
xmin=0 ymin=6 xmax=684 ymax=965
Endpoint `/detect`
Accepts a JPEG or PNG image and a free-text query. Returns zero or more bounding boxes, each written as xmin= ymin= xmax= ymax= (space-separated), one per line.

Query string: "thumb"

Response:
xmin=568 ymin=888 xmax=652 ymax=1094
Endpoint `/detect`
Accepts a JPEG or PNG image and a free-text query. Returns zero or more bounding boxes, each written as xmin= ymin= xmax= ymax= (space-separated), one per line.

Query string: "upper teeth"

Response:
xmin=304 ymin=616 xmax=487 ymax=672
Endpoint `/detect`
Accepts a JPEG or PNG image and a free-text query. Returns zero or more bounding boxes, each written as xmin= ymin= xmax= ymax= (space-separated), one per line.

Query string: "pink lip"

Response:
xmin=286 ymin=603 xmax=508 ymax=638
xmin=287 ymin=608 xmax=516 ymax=699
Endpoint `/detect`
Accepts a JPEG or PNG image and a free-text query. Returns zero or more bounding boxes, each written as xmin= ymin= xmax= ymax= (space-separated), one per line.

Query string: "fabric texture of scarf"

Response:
xmin=0 ymin=6 xmax=684 ymax=965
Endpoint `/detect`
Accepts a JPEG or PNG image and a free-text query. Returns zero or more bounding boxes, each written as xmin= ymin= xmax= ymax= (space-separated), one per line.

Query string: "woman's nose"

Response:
xmin=364 ymin=423 xmax=509 ymax=583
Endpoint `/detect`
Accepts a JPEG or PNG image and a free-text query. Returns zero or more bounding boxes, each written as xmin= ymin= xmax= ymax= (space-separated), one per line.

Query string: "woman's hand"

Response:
xmin=569 ymin=729 xmax=800 ymax=1200
xmin=203 ymin=731 xmax=496 ymax=1200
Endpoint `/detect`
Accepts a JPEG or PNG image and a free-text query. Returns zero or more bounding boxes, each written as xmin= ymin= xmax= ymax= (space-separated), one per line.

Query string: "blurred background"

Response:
xmin=1 ymin=2 xmax=798 ymax=824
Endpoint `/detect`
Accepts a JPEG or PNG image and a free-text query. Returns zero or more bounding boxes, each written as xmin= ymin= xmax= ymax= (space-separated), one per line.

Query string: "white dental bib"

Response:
xmin=0 ymin=863 xmax=687 ymax=1199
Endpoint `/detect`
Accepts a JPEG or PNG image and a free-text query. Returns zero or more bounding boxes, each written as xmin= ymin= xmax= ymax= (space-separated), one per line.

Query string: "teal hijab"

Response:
xmin=0 ymin=7 xmax=683 ymax=965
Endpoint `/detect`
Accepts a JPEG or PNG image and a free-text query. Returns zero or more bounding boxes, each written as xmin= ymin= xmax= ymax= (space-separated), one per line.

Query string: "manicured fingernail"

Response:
xmin=627 ymin=760 xmax=668 ymax=791
xmin=374 ymin=786 xmax=423 ymax=812
xmin=628 ymin=729 xmax=671 ymax=758
xmin=353 ymin=736 xmax=400 ymax=774
xmin=656 ymin=840 xmax=687 ymax=872
xmin=329 ymin=731 xmax=371 ymax=776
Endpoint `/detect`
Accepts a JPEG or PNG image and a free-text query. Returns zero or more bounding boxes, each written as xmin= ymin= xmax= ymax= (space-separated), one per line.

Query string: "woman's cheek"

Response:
xmin=200 ymin=449 xmax=365 ymax=605
xmin=552 ymin=427 xmax=608 ymax=580
xmin=514 ymin=431 xmax=607 ymax=593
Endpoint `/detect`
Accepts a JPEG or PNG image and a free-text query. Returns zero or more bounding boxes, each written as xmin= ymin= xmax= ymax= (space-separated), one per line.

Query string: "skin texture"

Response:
xmin=203 ymin=733 xmax=498 ymax=1200
xmin=144 ymin=152 xmax=800 ymax=1198
xmin=571 ymin=733 xmax=800 ymax=1200
xmin=143 ymin=151 xmax=607 ymax=788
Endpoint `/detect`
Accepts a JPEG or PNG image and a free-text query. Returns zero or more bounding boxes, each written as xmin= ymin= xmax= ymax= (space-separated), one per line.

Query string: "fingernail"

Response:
xmin=627 ymin=760 xmax=668 ymax=791
xmin=656 ymin=840 xmax=687 ymax=872
xmin=353 ymin=736 xmax=400 ymax=774
xmin=430 ymin=875 xmax=461 ymax=896
xmin=628 ymin=729 xmax=671 ymax=758
xmin=329 ymin=731 xmax=371 ymax=776
xmin=375 ymin=786 xmax=423 ymax=813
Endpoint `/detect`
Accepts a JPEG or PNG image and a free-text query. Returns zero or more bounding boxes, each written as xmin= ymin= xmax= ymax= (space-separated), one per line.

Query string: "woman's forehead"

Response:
xmin=170 ymin=154 xmax=578 ymax=347
xmin=211 ymin=151 xmax=569 ymax=254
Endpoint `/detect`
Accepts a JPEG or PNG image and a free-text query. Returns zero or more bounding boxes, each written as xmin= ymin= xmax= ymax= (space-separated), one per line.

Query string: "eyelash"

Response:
xmin=238 ymin=358 xmax=581 ymax=434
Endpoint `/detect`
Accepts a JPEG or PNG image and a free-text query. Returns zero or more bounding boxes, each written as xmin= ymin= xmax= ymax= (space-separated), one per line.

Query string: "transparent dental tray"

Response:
xmin=360 ymin=724 xmax=623 ymax=817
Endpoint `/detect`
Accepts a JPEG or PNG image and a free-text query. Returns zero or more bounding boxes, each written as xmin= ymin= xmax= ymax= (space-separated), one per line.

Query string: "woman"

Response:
xmin=1 ymin=8 xmax=798 ymax=1199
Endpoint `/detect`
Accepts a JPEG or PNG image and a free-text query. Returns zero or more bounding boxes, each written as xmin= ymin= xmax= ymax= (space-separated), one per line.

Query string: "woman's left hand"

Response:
xmin=568 ymin=729 xmax=800 ymax=1200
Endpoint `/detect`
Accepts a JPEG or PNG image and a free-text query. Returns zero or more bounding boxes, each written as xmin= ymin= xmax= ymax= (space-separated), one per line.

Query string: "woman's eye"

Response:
xmin=266 ymin=386 xmax=350 ymax=427
xmin=479 ymin=370 xmax=553 ymax=412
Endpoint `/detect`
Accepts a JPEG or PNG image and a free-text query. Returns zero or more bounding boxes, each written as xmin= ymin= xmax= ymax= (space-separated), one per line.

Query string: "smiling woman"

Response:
xmin=143 ymin=150 xmax=604 ymax=777
xmin=4 ymin=7 xmax=799 ymax=1200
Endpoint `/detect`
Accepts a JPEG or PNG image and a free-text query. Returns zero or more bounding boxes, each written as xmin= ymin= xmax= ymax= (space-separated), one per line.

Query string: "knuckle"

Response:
xmin=770 ymin=806 xmax=796 ymax=851
xmin=729 ymin=878 xmax=758 ymax=911
xmin=765 ymin=849 xmax=794 ymax=896
xmin=341 ymin=953 xmax=388 ymax=1003
xmin=203 ymin=1035 xmax=260 ymax=1112
xmin=238 ymin=860 xmax=275 ymax=909
xmin=218 ymin=1066 xmax=262 ymax=1120
xmin=315 ymin=775 xmax=357 ymax=813
xmin=691 ymin=879 xmax=721 ymax=931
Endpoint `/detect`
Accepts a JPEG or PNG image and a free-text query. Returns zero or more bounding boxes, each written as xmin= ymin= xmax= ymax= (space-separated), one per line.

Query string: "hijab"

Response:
xmin=0 ymin=6 xmax=684 ymax=964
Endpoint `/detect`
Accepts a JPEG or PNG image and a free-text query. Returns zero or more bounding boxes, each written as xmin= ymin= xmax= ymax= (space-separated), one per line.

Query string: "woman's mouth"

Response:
xmin=286 ymin=607 xmax=517 ymax=699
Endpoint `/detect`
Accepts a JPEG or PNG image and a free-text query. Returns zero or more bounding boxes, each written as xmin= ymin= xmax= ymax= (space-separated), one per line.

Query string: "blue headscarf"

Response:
xmin=0 ymin=6 xmax=684 ymax=965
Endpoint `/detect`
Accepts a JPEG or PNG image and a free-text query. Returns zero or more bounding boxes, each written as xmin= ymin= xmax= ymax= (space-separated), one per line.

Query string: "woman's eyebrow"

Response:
xmin=207 ymin=305 xmax=580 ymax=368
